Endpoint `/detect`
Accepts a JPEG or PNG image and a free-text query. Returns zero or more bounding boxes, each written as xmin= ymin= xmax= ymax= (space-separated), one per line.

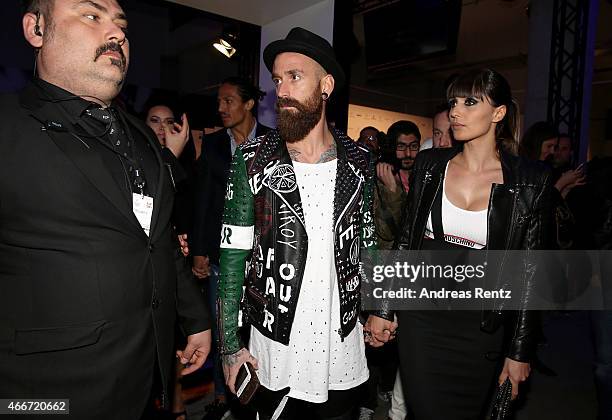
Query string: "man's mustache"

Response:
xmin=276 ymin=97 xmax=304 ymax=110
xmin=94 ymin=42 xmax=127 ymax=70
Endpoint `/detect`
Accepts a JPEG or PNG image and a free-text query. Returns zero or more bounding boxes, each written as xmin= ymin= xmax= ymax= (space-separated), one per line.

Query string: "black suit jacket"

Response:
xmin=191 ymin=123 xmax=270 ymax=264
xmin=0 ymin=82 xmax=211 ymax=419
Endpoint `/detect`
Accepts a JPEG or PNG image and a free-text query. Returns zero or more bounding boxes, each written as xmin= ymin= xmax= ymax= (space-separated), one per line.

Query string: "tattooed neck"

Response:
xmin=288 ymin=140 xmax=337 ymax=163
xmin=288 ymin=148 xmax=302 ymax=162
xmin=317 ymin=140 xmax=337 ymax=163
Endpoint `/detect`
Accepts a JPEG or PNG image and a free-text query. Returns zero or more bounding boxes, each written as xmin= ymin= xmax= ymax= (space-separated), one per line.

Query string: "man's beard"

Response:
xmin=276 ymin=86 xmax=323 ymax=143
xmin=400 ymin=158 xmax=414 ymax=171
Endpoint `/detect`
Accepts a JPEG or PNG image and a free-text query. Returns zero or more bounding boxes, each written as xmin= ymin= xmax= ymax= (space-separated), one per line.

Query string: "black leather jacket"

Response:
xmin=386 ymin=146 xmax=555 ymax=362
xmin=217 ymin=129 xmax=376 ymax=355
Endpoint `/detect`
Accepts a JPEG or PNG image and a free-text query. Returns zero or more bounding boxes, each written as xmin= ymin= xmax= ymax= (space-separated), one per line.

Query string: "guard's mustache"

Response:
xmin=94 ymin=42 xmax=127 ymax=70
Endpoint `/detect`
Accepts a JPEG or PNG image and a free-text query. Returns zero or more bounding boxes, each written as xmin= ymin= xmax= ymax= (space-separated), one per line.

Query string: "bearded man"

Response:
xmin=216 ymin=27 xmax=391 ymax=419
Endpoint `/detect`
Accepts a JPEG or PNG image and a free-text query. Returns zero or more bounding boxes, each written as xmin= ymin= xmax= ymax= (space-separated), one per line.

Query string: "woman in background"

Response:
xmin=144 ymin=102 xmax=193 ymax=420
xmin=520 ymin=121 xmax=585 ymax=198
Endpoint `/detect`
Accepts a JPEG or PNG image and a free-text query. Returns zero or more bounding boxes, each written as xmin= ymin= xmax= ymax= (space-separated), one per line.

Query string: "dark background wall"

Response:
xmin=1 ymin=0 xmax=260 ymax=129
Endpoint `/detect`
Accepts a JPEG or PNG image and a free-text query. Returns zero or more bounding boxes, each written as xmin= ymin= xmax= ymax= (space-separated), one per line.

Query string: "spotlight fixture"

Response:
xmin=213 ymin=32 xmax=238 ymax=58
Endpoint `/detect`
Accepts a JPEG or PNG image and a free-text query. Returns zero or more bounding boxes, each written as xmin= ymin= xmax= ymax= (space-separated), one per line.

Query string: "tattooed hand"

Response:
xmin=222 ymin=348 xmax=259 ymax=394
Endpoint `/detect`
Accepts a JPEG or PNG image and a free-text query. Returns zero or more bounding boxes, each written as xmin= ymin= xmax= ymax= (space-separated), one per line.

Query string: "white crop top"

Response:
xmin=424 ymin=163 xmax=488 ymax=249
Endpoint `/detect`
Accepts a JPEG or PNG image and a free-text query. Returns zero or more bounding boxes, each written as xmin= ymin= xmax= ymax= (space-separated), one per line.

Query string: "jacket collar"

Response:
xmin=19 ymin=81 xmax=161 ymax=240
xmin=410 ymin=145 xmax=521 ymax=250
xmin=248 ymin=127 xmax=368 ymax=231
xmin=249 ymin=127 xmax=367 ymax=174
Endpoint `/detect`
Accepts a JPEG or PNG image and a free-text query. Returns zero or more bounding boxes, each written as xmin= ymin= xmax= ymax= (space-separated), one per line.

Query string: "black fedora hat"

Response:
xmin=263 ymin=27 xmax=346 ymax=89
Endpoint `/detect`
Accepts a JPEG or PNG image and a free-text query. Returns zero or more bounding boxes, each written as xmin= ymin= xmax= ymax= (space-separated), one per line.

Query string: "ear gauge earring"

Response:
xmin=322 ymin=92 xmax=329 ymax=100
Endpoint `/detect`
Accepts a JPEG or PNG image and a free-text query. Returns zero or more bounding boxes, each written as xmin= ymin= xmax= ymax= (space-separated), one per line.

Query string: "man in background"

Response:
xmin=191 ymin=76 xmax=270 ymax=419
xmin=432 ymin=106 xmax=452 ymax=148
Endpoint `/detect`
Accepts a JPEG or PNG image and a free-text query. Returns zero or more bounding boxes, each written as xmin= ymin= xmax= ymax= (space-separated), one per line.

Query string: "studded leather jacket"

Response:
xmin=217 ymin=129 xmax=376 ymax=355
xmin=378 ymin=146 xmax=555 ymax=362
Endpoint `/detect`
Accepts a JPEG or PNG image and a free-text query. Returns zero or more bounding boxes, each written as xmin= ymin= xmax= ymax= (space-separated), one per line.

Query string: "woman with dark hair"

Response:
xmin=520 ymin=121 xmax=585 ymax=199
xmin=145 ymin=103 xmax=193 ymax=159
xmin=520 ymin=120 xmax=558 ymax=162
xmin=520 ymin=120 xmax=584 ymax=249
xmin=143 ymin=102 xmax=194 ymax=420
xmin=366 ymin=68 xmax=555 ymax=419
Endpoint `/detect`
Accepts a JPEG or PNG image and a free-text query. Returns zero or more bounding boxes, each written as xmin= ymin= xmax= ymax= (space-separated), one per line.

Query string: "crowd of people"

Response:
xmin=1 ymin=1 xmax=611 ymax=420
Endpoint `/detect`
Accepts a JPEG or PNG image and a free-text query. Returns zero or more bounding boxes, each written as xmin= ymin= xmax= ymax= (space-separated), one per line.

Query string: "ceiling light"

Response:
xmin=213 ymin=33 xmax=238 ymax=58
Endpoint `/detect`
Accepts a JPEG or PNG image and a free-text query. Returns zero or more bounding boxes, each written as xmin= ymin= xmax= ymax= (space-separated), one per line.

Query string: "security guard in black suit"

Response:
xmin=0 ymin=2 xmax=211 ymax=418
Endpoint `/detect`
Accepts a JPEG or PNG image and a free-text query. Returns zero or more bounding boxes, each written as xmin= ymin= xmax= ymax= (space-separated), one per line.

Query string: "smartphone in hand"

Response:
xmin=236 ymin=362 xmax=260 ymax=404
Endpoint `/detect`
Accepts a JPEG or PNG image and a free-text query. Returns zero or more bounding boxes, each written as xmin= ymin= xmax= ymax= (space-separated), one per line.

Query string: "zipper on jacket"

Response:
xmin=414 ymin=170 xmax=442 ymax=249
xmin=247 ymin=287 xmax=268 ymax=308
xmin=500 ymin=187 xmax=518 ymax=249
xmin=489 ymin=185 xmax=519 ymax=316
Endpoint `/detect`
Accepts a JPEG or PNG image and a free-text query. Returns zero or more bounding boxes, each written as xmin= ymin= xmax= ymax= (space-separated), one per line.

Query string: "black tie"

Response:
xmin=84 ymin=107 xmax=131 ymax=156
xmin=84 ymin=106 xmax=146 ymax=193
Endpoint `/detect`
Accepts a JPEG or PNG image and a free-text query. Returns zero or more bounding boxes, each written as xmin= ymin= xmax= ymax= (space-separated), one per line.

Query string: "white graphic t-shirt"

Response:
xmin=249 ymin=159 xmax=368 ymax=403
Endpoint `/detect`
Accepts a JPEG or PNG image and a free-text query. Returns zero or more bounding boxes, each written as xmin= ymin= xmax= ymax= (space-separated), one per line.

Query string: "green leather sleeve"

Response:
xmin=217 ymin=148 xmax=254 ymax=355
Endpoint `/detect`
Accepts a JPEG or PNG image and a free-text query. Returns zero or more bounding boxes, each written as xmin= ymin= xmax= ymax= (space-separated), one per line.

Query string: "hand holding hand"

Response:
xmin=364 ymin=315 xmax=398 ymax=347
xmin=192 ymin=255 xmax=210 ymax=279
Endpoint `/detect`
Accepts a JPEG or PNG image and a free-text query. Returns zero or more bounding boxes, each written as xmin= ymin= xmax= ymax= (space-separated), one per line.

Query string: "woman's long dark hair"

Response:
xmin=446 ymin=68 xmax=520 ymax=154
xmin=520 ymin=121 xmax=559 ymax=161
